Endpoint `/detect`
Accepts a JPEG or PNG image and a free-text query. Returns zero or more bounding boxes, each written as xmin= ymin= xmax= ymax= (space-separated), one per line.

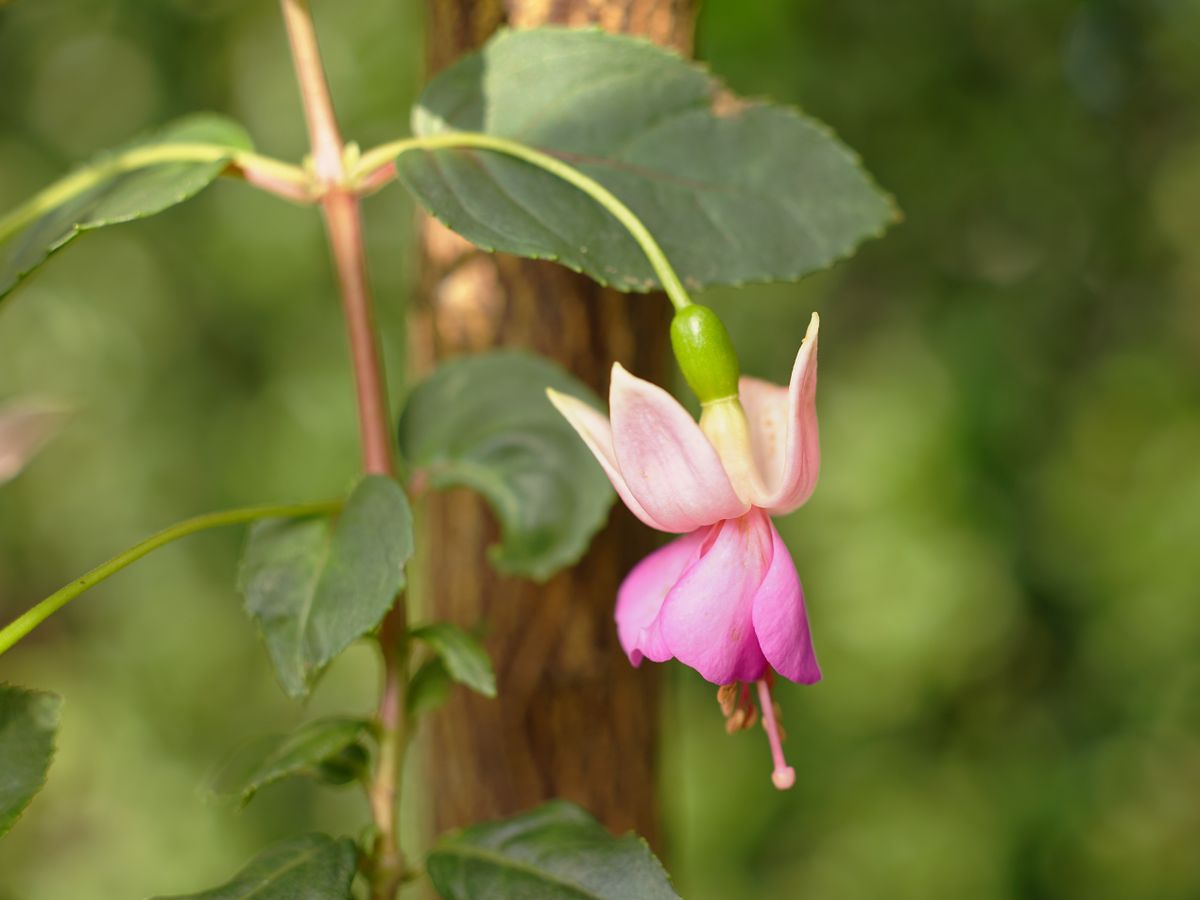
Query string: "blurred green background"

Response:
xmin=2 ymin=0 xmax=1199 ymax=897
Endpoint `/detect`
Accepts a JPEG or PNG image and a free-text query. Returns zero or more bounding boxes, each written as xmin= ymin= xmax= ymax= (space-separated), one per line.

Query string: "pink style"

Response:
xmin=549 ymin=313 xmax=822 ymax=791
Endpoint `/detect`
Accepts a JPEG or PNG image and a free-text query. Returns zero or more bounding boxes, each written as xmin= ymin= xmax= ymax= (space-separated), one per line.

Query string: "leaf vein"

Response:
xmin=433 ymin=845 xmax=604 ymax=899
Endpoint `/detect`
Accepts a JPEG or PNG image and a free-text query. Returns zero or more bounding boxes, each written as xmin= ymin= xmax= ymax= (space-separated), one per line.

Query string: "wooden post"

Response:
xmin=412 ymin=0 xmax=694 ymax=844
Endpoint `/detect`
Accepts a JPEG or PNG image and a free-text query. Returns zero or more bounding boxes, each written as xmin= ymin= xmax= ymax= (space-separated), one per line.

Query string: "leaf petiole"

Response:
xmin=353 ymin=132 xmax=696 ymax=312
xmin=0 ymin=143 xmax=312 ymax=244
xmin=0 ymin=498 xmax=341 ymax=657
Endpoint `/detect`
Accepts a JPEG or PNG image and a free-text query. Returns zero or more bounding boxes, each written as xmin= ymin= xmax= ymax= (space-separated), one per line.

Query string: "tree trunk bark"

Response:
xmin=412 ymin=0 xmax=694 ymax=845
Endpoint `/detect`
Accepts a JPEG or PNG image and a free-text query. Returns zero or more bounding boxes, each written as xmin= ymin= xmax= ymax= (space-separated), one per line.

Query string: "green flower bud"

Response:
xmin=670 ymin=305 xmax=741 ymax=404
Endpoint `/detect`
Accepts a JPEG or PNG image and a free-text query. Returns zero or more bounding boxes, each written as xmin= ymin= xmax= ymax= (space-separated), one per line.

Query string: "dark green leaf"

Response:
xmin=427 ymin=800 xmax=679 ymax=900
xmin=397 ymin=351 xmax=612 ymax=580
xmin=208 ymin=717 xmax=372 ymax=805
xmin=314 ymin=742 xmax=371 ymax=786
xmin=152 ymin=833 xmax=358 ymax=899
xmin=239 ymin=476 xmax=413 ymax=698
xmin=400 ymin=27 xmax=896 ymax=293
xmin=0 ymin=684 xmax=61 ymax=838
xmin=1 ymin=114 xmax=252 ymax=302
xmin=406 ymin=657 xmax=452 ymax=719
xmin=410 ymin=623 xmax=496 ymax=699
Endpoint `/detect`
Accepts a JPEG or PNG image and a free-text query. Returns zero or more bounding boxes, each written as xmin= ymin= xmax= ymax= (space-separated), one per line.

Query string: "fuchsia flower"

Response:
xmin=548 ymin=312 xmax=822 ymax=790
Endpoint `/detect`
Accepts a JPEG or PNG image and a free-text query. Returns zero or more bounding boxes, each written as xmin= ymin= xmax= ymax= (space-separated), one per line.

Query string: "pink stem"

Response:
xmin=321 ymin=190 xmax=395 ymax=476
xmin=278 ymin=3 xmax=405 ymax=897
xmin=237 ymin=162 xmax=315 ymax=204
xmin=278 ymin=0 xmax=393 ymax=478
xmin=757 ymin=679 xmax=795 ymax=790
xmin=279 ymin=0 xmax=344 ymax=183
xmin=357 ymin=161 xmax=398 ymax=197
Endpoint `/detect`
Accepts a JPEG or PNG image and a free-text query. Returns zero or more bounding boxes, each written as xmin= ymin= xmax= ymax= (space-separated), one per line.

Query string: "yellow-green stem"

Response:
xmin=0 ymin=499 xmax=340 ymax=657
xmin=354 ymin=133 xmax=695 ymax=312
xmin=0 ymin=144 xmax=309 ymax=243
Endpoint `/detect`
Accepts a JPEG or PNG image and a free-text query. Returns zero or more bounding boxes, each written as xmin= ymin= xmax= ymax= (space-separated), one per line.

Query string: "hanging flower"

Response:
xmin=548 ymin=310 xmax=822 ymax=790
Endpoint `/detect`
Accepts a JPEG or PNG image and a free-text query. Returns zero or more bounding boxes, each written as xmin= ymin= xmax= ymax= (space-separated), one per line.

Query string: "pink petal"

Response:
xmin=615 ymin=529 xmax=708 ymax=666
xmin=739 ymin=312 xmax=820 ymax=516
xmin=546 ymin=389 xmax=670 ymax=531
xmin=752 ymin=520 xmax=821 ymax=684
xmin=657 ymin=512 xmax=771 ymax=684
xmin=610 ymin=364 xmax=749 ymax=533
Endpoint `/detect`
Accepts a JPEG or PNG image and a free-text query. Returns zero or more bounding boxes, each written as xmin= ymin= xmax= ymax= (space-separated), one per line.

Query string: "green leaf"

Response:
xmin=314 ymin=742 xmax=371 ymax=786
xmin=208 ymin=717 xmax=372 ymax=806
xmin=0 ymin=684 xmax=61 ymax=838
xmin=427 ymin=800 xmax=679 ymax=900
xmin=397 ymin=351 xmax=613 ymax=580
xmin=410 ymin=623 xmax=496 ymax=699
xmin=400 ymin=27 xmax=896 ymax=293
xmin=1 ymin=113 xmax=252 ymax=302
xmin=239 ymin=476 xmax=413 ymax=698
xmin=406 ymin=657 xmax=452 ymax=719
xmin=152 ymin=833 xmax=358 ymax=899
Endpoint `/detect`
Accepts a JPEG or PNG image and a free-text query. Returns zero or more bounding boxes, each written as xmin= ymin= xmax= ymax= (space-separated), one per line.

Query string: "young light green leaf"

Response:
xmin=208 ymin=717 xmax=373 ymax=806
xmin=410 ymin=623 xmax=496 ymax=699
xmin=1 ymin=114 xmax=253 ymax=302
xmin=239 ymin=476 xmax=413 ymax=699
xmin=0 ymin=684 xmax=61 ymax=838
xmin=427 ymin=800 xmax=679 ymax=900
xmin=406 ymin=656 xmax=452 ymax=719
xmin=399 ymin=27 xmax=896 ymax=293
xmin=397 ymin=351 xmax=613 ymax=581
xmin=151 ymin=833 xmax=358 ymax=899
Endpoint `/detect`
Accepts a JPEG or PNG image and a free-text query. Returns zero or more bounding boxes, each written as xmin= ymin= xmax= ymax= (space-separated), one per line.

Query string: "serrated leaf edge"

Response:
xmin=428 ymin=843 xmax=605 ymax=900
xmin=405 ymin=26 xmax=900 ymax=293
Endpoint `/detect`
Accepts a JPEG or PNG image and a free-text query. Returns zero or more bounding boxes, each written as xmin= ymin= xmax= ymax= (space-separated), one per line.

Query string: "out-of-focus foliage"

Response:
xmin=408 ymin=624 xmax=496 ymax=700
xmin=397 ymin=351 xmax=615 ymax=580
xmin=0 ymin=684 xmax=59 ymax=837
xmin=0 ymin=1 xmax=421 ymax=896
xmin=668 ymin=1 xmax=1200 ymax=899
xmin=0 ymin=1 xmax=1197 ymax=899
xmin=152 ymin=832 xmax=360 ymax=900
xmin=205 ymin=716 xmax=373 ymax=806
xmin=0 ymin=113 xmax=252 ymax=301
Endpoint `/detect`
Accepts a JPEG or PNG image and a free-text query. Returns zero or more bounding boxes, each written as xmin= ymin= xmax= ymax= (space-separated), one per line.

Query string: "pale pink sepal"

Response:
xmin=738 ymin=312 xmax=820 ymax=516
xmin=609 ymin=364 xmax=749 ymax=533
xmin=752 ymin=519 xmax=821 ymax=684
xmin=546 ymin=389 xmax=670 ymax=532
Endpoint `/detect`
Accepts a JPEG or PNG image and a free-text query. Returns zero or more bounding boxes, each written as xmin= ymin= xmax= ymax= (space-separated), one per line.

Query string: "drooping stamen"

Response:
xmin=740 ymin=682 xmax=758 ymax=730
xmin=717 ymin=683 xmax=738 ymax=718
xmin=719 ymin=682 xmax=762 ymax=734
xmin=757 ymin=679 xmax=795 ymax=790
